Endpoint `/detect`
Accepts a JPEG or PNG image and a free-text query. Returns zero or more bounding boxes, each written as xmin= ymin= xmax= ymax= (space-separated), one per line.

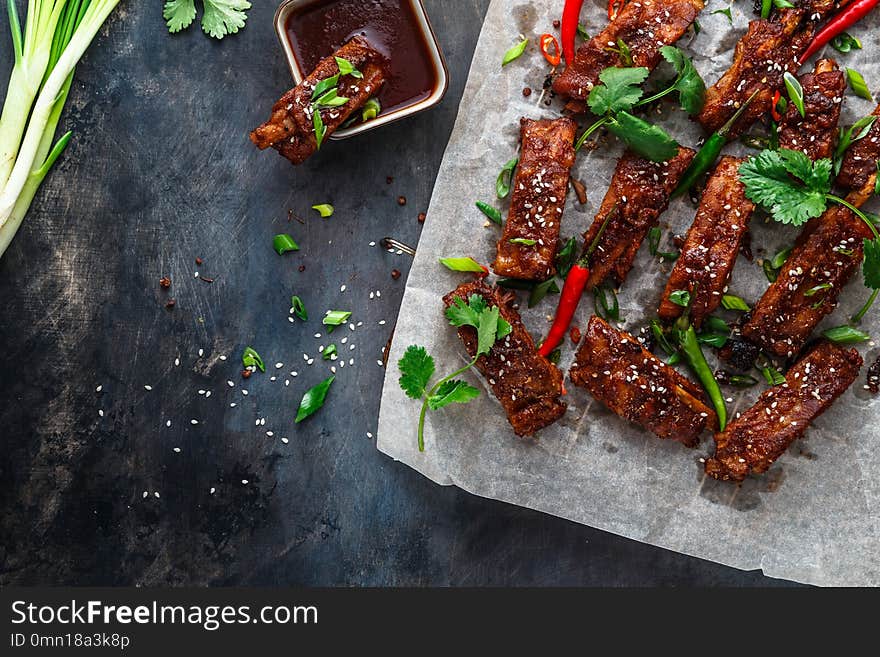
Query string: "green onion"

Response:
xmin=311 ymin=204 xmax=334 ymax=218
xmin=761 ymin=366 xmax=785 ymax=386
xmin=847 ymin=68 xmax=873 ymax=102
xmin=783 ymin=72 xmax=805 ymax=118
xmin=721 ymin=294 xmax=750 ymax=311
xmin=322 ymin=310 xmax=352 ymax=330
xmin=291 ymin=295 xmax=307 ymax=321
xmin=311 ymin=74 xmax=340 ymax=100
xmin=594 ymin=286 xmax=621 ymax=322
xmin=362 ymin=98 xmax=380 ymax=122
xmin=729 ymin=374 xmax=759 ymax=387
xmin=669 ymin=289 xmax=691 ymax=307
xmin=242 ymin=346 xmax=265 ymax=372
xmin=334 ymin=56 xmax=362 ymax=78
xmin=647 ymin=226 xmax=679 ymax=261
xmin=439 ymin=256 xmax=485 ymax=273
xmin=322 ymin=344 xmax=338 ymax=360
xmin=475 ymin=201 xmax=502 ymax=225
xmin=577 ymin=24 xmax=589 ymax=40
xmin=804 ymin=283 xmax=832 ymax=297
xmin=496 ymin=157 xmax=518 ymax=199
xmin=0 ymin=0 xmax=123 ymax=257
xmin=509 ymin=237 xmax=536 ymax=246
xmin=711 ymin=6 xmax=733 ymax=24
xmin=528 ymin=277 xmax=560 ymax=308
xmin=556 ymin=237 xmax=577 ymax=278
xmin=273 ymin=234 xmax=300 ymax=255
xmin=313 ymin=109 xmax=326 ymax=149
xmin=501 ymin=38 xmax=528 ymax=66
xmin=773 ymin=0 xmax=795 ymax=7
xmin=771 ymin=246 xmax=793 ymax=270
xmin=832 ymin=33 xmax=862 ymax=54
xmin=822 ymin=325 xmax=870 ymax=344
xmin=295 ymin=376 xmax=335 ymax=423
xmin=314 ymin=88 xmax=349 ymax=108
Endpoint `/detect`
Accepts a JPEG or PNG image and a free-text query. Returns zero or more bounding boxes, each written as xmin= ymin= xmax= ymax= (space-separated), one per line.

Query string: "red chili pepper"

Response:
xmin=539 ymin=33 xmax=561 ymax=67
xmin=800 ymin=0 xmax=879 ymax=64
xmin=608 ymin=0 xmax=628 ymax=21
xmin=770 ymin=90 xmax=783 ymax=122
xmin=539 ymin=257 xmax=590 ymax=358
xmin=561 ymin=0 xmax=585 ymax=66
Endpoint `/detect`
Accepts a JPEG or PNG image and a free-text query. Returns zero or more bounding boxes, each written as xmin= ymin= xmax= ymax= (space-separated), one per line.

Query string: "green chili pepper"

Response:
xmin=672 ymin=89 xmax=760 ymax=198
xmin=678 ymin=326 xmax=727 ymax=430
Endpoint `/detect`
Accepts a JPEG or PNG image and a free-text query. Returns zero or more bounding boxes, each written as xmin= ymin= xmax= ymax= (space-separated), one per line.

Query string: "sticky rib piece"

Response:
xmin=658 ymin=156 xmax=755 ymax=328
xmin=837 ymin=103 xmax=880 ymax=208
xmin=581 ymin=147 xmax=694 ymax=290
xmin=740 ymin=206 xmax=873 ymax=359
xmin=250 ymin=37 xmax=386 ymax=165
xmin=777 ymin=58 xmax=845 ymax=161
xmin=569 ymin=316 xmax=716 ymax=446
xmin=706 ymin=341 xmax=861 ymax=481
xmin=493 ymin=118 xmax=577 ymax=280
xmin=552 ymin=0 xmax=704 ymax=103
xmin=697 ymin=5 xmax=834 ymax=139
xmin=442 ymin=281 xmax=567 ymax=437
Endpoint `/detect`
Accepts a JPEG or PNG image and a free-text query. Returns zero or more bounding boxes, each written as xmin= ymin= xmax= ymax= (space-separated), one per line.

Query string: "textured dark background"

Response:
xmin=0 ymin=1 xmax=791 ymax=586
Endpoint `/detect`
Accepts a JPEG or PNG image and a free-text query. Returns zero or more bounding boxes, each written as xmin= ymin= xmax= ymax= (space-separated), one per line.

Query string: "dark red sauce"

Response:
xmin=285 ymin=0 xmax=439 ymax=115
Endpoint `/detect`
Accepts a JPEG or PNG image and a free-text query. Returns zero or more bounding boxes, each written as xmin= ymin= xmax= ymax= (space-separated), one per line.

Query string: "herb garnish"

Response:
xmin=594 ymin=286 xmax=621 ymax=321
xmin=291 ymin=295 xmax=308 ymax=321
xmin=273 ymin=234 xmax=300 ymax=255
xmin=668 ymin=289 xmax=691 ymax=307
xmin=822 ymin=325 xmax=871 ymax=344
xmin=847 ymin=68 xmax=873 ymax=101
xmin=502 ymin=38 xmax=528 ymax=66
xmin=312 ymin=204 xmax=334 ymax=218
xmin=322 ymin=344 xmax=338 ymax=360
xmin=496 ymin=157 xmax=519 ymax=199
xmin=783 ymin=72 xmax=805 ymax=118
xmin=761 ymin=365 xmax=785 ymax=386
xmin=312 ymin=110 xmax=326 ymax=149
xmin=164 ymin=0 xmax=252 ymax=40
xmin=509 ymin=237 xmax=537 ymax=246
xmin=362 ymin=98 xmax=381 ymax=122
xmin=439 ymin=257 xmax=487 ymax=273
xmin=399 ymin=294 xmax=512 ymax=451
xmin=528 ymin=278 xmax=560 ymax=308
xmin=711 ymin=6 xmax=733 ymax=25
xmin=242 ymin=346 xmax=265 ymax=372
xmin=476 ymin=201 xmax=503 ymax=225
xmin=721 ymin=294 xmax=750 ymax=311
xmin=834 ymin=115 xmax=876 ymax=175
xmin=648 ymin=226 xmax=679 ymax=261
xmin=556 ymin=237 xmax=578 ymax=278
xmin=295 ymin=376 xmax=335 ymax=423
xmin=832 ymin=33 xmax=862 ymax=54
xmin=323 ymin=310 xmax=352 ymax=331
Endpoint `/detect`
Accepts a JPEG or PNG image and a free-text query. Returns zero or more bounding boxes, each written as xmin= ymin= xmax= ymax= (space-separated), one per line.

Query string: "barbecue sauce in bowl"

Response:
xmin=284 ymin=0 xmax=441 ymax=116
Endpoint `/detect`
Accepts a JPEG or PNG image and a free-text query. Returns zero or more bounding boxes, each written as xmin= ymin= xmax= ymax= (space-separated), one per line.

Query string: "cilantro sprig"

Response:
xmin=164 ymin=0 xmax=252 ymax=40
xmin=399 ymin=294 xmax=512 ymax=451
xmin=575 ymin=47 xmax=705 ymax=162
xmin=739 ymin=148 xmax=880 ymax=322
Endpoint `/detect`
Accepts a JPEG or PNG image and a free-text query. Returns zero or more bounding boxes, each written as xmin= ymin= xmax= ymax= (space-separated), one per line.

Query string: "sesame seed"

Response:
xmin=191 ymin=419 xmax=199 ymax=425
xmin=95 ymin=385 xmax=102 ymax=392
xmin=173 ymin=447 xmax=181 ymax=453
xmin=144 ymin=385 xmax=152 ymax=391
xmin=98 ymin=409 xmax=104 ymax=417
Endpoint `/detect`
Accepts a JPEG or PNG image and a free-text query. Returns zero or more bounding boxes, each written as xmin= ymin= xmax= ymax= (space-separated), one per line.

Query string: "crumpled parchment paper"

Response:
xmin=377 ymin=0 xmax=880 ymax=586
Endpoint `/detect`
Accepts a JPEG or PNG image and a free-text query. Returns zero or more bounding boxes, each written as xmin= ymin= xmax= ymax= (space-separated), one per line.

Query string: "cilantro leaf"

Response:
xmin=445 ymin=295 xmax=479 ymax=328
xmin=659 ymin=46 xmax=706 ymax=116
xmin=202 ymin=0 xmax=251 ymax=39
xmin=476 ymin=305 xmax=500 ymax=356
xmin=164 ymin=0 xmax=197 ymax=33
xmin=863 ymin=237 xmax=880 ymax=290
xmin=588 ymin=66 xmax=650 ymax=116
xmin=738 ymin=149 xmax=831 ymax=226
xmin=426 ymin=380 xmax=480 ymax=410
xmin=607 ymin=111 xmax=680 ymax=162
xmin=398 ymin=346 xmax=435 ymax=400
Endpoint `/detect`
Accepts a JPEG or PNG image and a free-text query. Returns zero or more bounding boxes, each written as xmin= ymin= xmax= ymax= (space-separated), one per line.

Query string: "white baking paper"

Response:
xmin=377 ymin=0 xmax=880 ymax=586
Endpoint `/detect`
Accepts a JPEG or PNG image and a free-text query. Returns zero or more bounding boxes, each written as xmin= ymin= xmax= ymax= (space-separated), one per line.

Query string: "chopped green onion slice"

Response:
xmin=313 ymin=110 xmax=326 ymax=149
xmin=721 ymin=294 xmax=750 ymax=311
xmin=323 ymin=310 xmax=352 ymax=328
xmin=594 ymin=286 xmax=621 ymax=321
xmin=312 ymin=204 xmax=334 ymax=218
xmin=314 ymin=88 xmax=349 ymax=108
xmin=771 ymin=246 xmax=793 ymax=269
xmin=476 ymin=201 xmax=503 ymax=226
xmin=783 ymin=72 xmax=805 ymax=118
xmin=556 ymin=237 xmax=577 ymax=278
xmin=502 ymin=38 xmax=528 ymax=66
xmin=669 ymin=289 xmax=691 ymax=307
xmin=322 ymin=344 xmax=338 ymax=360
xmin=362 ymin=97 xmax=381 ymax=121
xmin=496 ymin=157 xmax=518 ymax=199
xmin=832 ymin=33 xmax=862 ymax=54
xmin=312 ymin=74 xmax=340 ymax=100
xmin=729 ymin=374 xmax=759 ymax=387
xmin=804 ymin=283 xmax=832 ymax=297
xmin=528 ymin=277 xmax=560 ymax=308
xmin=761 ymin=366 xmax=786 ymax=386
xmin=273 ymin=234 xmax=300 ymax=255
xmin=509 ymin=238 xmax=537 ymax=246
xmin=822 ymin=325 xmax=870 ymax=344
xmin=439 ymin=257 xmax=486 ymax=273
xmin=847 ymin=68 xmax=873 ymax=101
xmin=295 ymin=376 xmax=335 ymax=423
xmin=242 ymin=347 xmax=265 ymax=372
xmin=334 ymin=56 xmax=363 ymax=78
xmin=291 ymin=295 xmax=308 ymax=321
xmin=577 ymin=24 xmax=589 ymax=40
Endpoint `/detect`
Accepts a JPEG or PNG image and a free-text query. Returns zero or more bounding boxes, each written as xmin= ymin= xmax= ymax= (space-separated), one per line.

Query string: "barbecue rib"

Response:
xmin=250 ymin=37 xmax=386 ymax=165
xmin=706 ymin=341 xmax=861 ymax=481
xmin=697 ymin=4 xmax=836 ymax=139
xmin=569 ymin=316 xmax=716 ymax=446
xmin=493 ymin=117 xmax=577 ymax=280
xmin=581 ymin=147 xmax=695 ymax=290
xmin=657 ymin=156 xmax=755 ymax=328
xmin=442 ymin=281 xmax=567 ymax=436
xmin=740 ymin=206 xmax=873 ymax=360
xmin=837 ymin=103 xmax=880 ymax=208
xmin=777 ymin=58 xmax=845 ymax=161
xmin=552 ymin=0 xmax=704 ymax=104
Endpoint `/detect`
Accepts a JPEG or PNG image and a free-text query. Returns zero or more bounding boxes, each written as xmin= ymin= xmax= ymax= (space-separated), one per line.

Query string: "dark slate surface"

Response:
xmin=0 ymin=1 xmax=792 ymax=586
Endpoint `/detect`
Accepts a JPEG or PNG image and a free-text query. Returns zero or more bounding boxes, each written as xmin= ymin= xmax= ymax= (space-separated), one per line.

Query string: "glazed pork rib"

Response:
xmin=706 ymin=341 xmax=861 ymax=481
xmin=493 ymin=117 xmax=577 ymax=280
xmin=250 ymin=37 xmax=386 ymax=165
xmin=697 ymin=3 xmax=836 ymax=139
xmin=777 ymin=58 xmax=845 ymax=160
xmin=442 ymin=281 xmax=567 ymax=437
xmin=657 ymin=156 xmax=755 ymax=329
xmin=581 ymin=146 xmax=694 ymax=290
xmin=740 ymin=206 xmax=873 ymax=360
xmin=569 ymin=316 xmax=716 ymax=446
xmin=552 ymin=0 xmax=704 ymax=103
xmin=837 ymin=103 xmax=880 ymax=208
